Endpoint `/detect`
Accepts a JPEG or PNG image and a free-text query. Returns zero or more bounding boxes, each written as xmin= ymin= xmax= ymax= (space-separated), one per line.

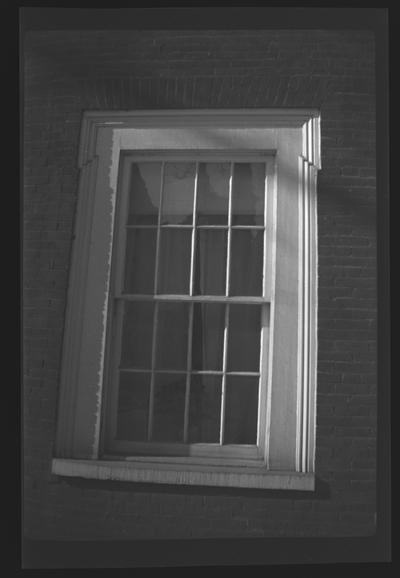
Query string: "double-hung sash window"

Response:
xmin=105 ymin=156 xmax=272 ymax=463
xmin=52 ymin=110 xmax=320 ymax=490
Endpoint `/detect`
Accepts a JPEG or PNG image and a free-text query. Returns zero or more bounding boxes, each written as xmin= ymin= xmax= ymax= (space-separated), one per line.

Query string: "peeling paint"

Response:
xmin=91 ymin=129 xmax=120 ymax=459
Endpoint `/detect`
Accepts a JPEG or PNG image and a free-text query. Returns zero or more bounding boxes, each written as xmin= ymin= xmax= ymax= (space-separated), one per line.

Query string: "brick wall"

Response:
xmin=23 ymin=29 xmax=377 ymax=540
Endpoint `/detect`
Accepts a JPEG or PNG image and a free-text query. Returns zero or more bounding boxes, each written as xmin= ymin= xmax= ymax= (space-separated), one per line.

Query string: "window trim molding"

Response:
xmin=54 ymin=109 xmax=320 ymax=490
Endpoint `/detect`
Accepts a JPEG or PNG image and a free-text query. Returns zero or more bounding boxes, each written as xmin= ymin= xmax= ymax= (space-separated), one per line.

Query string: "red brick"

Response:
xmin=23 ymin=28 xmax=377 ymax=542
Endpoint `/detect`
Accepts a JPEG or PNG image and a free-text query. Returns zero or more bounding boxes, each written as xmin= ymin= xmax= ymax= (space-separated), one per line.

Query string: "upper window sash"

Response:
xmin=112 ymin=154 xmax=274 ymax=300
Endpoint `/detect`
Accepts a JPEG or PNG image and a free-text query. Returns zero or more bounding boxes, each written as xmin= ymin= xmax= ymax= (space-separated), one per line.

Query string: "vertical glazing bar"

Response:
xmin=219 ymin=304 xmax=229 ymax=445
xmin=219 ymin=163 xmax=234 ymax=445
xmin=147 ymin=163 xmax=165 ymax=440
xmin=257 ymin=161 xmax=269 ymax=446
xmin=262 ymin=161 xmax=268 ymax=297
xmin=189 ymin=162 xmax=199 ymax=297
xmin=256 ymin=305 xmax=269 ymax=446
xmin=183 ymin=302 xmax=194 ymax=443
xmin=147 ymin=301 xmax=159 ymax=441
xmin=153 ymin=162 xmax=165 ymax=295
xmin=225 ymin=162 xmax=234 ymax=296
xmin=184 ymin=163 xmax=198 ymax=443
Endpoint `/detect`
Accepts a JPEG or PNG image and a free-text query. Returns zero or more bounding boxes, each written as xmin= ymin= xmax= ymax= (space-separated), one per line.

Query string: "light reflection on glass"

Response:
xmin=161 ymin=162 xmax=196 ymax=224
xmin=231 ymin=163 xmax=265 ymax=225
xmin=196 ymin=162 xmax=230 ymax=225
xmin=127 ymin=162 xmax=162 ymax=225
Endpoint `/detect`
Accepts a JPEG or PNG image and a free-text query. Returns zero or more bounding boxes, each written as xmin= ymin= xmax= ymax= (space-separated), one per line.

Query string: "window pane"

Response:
xmin=116 ymin=371 xmax=150 ymax=441
xmin=230 ymin=229 xmax=263 ymax=296
xmin=152 ymin=373 xmax=186 ymax=442
xmin=155 ymin=302 xmax=190 ymax=370
xmin=227 ymin=305 xmax=261 ymax=372
xmin=157 ymin=229 xmax=192 ymax=294
xmin=188 ymin=375 xmax=222 ymax=443
xmin=196 ymin=162 xmax=230 ymax=225
xmin=127 ymin=162 xmax=162 ymax=225
xmin=120 ymin=301 xmax=154 ymax=370
xmin=123 ymin=228 xmax=157 ymax=294
xmin=161 ymin=162 xmax=196 ymax=224
xmin=224 ymin=376 xmax=259 ymax=444
xmin=193 ymin=229 xmax=227 ymax=295
xmin=192 ymin=303 xmax=225 ymax=371
xmin=231 ymin=162 xmax=265 ymax=225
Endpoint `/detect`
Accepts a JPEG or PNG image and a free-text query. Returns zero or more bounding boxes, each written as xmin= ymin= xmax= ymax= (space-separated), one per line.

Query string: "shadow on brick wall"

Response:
xmin=22 ymin=534 xmax=386 ymax=568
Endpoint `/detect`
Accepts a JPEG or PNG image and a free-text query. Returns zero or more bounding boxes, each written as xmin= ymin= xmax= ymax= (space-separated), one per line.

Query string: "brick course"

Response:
xmin=23 ymin=29 xmax=377 ymax=540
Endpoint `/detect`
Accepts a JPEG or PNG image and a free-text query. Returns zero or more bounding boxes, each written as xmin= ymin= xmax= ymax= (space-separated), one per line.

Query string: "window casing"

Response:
xmin=52 ymin=110 xmax=320 ymax=490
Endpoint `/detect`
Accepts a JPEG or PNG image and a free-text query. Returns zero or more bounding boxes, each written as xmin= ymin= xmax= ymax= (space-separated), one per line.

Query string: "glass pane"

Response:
xmin=116 ymin=371 xmax=150 ymax=441
xmin=231 ymin=162 xmax=265 ymax=225
xmin=224 ymin=376 xmax=259 ymax=444
xmin=188 ymin=375 xmax=222 ymax=443
xmin=196 ymin=162 xmax=230 ymax=225
xmin=152 ymin=373 xmax=186 ymax=442
xmin=127 ymin=162 xmax=162 ymax=225
xmin=120 ymin=301 xmax=154 ymax=370
xmin=227 ymin=305 xmax=261 ymax=372
xmin=192 ymin=303 xmax=225 ymax=371
xmin=155 ymin=302 xmax=190 ymax=370
xmin=230 ymin=229 xmax=263 ymax=296
xmin=123 ymin=228 xmax=157 ymax=294
xmin=157 ymin=229 xmax=192 ymax=294
xmin=161 ymin=162 xmax=196 ymax=224
xmin=193 ymin=229 xmax=227 ymax=295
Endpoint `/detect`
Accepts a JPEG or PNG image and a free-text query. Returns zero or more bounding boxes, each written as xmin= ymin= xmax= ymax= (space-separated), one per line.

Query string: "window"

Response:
xmin=104 ymin=155 xmax=271 ymax=464
xmin=53 ymin=110 xmax=320 ymax=490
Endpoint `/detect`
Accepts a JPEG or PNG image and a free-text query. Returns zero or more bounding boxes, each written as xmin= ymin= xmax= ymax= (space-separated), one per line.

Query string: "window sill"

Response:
xmin=51 ymin=458 xmax=315 ymax=491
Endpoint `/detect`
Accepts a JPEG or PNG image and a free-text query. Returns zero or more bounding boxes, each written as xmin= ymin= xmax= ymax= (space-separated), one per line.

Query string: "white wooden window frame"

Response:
xmin=52 ymin=109 xmax=320 ymax=490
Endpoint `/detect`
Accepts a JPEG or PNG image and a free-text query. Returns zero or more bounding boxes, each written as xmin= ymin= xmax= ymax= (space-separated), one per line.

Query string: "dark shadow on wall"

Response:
xmin=53 ymin=474 xmax=331 ymax=500
xmin=318 ymin=184 xmax=376 ymax=226
xmin=21 ymin=535 xmax=386 ymax=568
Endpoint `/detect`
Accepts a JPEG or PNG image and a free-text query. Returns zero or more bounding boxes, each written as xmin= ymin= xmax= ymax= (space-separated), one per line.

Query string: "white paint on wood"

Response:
xmin=55 ymin=109 xmax=320 ymax=487
xmin=91 ymin=129 xmax=121 ymax=459
xmin=219 ymin=303 xmax=230 ymax=445
xmin=52 ymin=458 xmax=315 ymax=491
xmin=296 ymin=157 xmax=304 ymax=472
xmin=55 ymin=157 xmax=97 ymax=457
xmin=189 ymin=162 xmax=199 ymax=297
xmin=110 ymin=440 xmax=261 ymax=460
xmin=308 ymin=164 xmax=319 ymax=473
xmin=101 ymin=155 xmax=135 ymax=454
xmin=257 ymin=306 xmax=270 ymax=449
xmin=183 ymin=303 xmax=194 ymax=443
xmin=264 ymin=155 xmax=278 ymax=467
xmin=267 ymin=129 xmax=302 ymax=471
xmin=117 ymin=294 xmax=269 ymax=304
